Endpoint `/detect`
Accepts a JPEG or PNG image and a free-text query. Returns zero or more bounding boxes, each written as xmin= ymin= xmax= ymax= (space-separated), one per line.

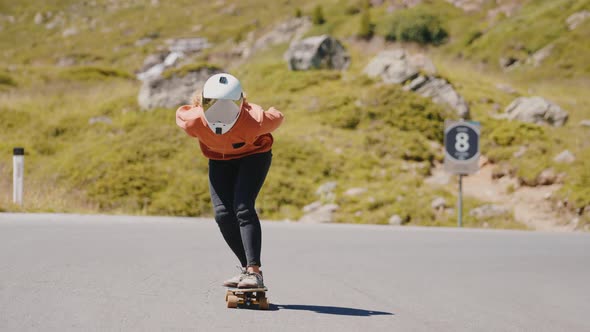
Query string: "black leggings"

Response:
xmin=208 ymin=151 xmax=272 ymax=267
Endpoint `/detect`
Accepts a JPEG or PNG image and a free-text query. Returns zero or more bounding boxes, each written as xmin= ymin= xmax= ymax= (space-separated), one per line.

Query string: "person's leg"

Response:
xmin=209 ymin=159 xmax=248 ymax=268
xmin=233 ymin=151 xmax=272 ymax=270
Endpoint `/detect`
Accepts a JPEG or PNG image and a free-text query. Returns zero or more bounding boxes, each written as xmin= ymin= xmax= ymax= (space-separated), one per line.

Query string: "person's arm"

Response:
xmin=257 ymin=106 xmax=284 ymax=135
xmin=175 ymin=105 xmax=203 ymax=137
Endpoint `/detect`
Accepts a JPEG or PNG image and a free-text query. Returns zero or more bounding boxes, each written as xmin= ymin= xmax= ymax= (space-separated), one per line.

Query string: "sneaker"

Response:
xmin=237 ymin=271 xmax=264 ymax=289
xmin=222 ymin=267 xmax=247 ymax=288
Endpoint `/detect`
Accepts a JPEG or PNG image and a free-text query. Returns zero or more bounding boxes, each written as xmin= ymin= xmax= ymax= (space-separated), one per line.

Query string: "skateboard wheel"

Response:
xmin=227 ymin=295 xmax=239 ymax=308
xmin=258 ymin=298 xmax=269 ymax=310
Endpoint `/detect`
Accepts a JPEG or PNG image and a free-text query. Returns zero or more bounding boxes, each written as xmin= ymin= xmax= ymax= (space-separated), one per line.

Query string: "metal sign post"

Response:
xmin=13 ymin=147 xmax=24 ymax=206
xmin=444 ymin=120 xmax=480 ymax=227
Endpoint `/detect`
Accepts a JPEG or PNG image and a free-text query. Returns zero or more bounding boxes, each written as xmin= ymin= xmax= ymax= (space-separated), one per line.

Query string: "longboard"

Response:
xmin=225 ymin=287 xmax=269 ymax=310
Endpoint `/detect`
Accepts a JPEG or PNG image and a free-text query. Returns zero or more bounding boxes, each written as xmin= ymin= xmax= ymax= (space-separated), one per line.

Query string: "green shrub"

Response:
xmin=559 ymin=148 xmax=590 ymax=209
xmin=365 ymin=129 xmax=434 ymax=163
xmin=312 ymin=5 xmax=326 ymax=25
xmin=385 ymin=10 xmax=448 ymax=45
xmin=0 ymin=72 xmax=16 ymax=87
xmin=361 ymin=85 xmax=449 ymax=141
xmin=489 ymin=121 xmax=546 ymax=146
xmin=345 ymin=5 xmax=361 ymax=15
xmin=294 ymin=8 xmax=302 ymax=18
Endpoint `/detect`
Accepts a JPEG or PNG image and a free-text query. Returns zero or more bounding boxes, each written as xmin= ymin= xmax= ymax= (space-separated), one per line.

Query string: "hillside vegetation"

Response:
xmin=0 ymin=0 xmax=588 ymax=230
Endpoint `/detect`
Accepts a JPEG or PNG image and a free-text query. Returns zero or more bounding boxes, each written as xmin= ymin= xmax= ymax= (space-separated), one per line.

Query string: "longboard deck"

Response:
xmin=225 ymin=287 xmax=268 ymax=292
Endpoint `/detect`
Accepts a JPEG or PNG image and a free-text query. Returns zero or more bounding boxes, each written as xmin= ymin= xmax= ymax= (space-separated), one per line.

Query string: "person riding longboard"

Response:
xmin=176 ymin=73 xmax=284 ymax=289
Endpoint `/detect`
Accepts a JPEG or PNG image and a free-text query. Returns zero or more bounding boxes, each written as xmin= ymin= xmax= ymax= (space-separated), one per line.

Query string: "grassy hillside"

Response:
xmin=0 ymin=0 xmax=588 ymax=229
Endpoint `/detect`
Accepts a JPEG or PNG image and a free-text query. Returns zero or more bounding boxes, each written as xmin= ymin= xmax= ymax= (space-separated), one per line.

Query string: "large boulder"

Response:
xmin=404 ymin=75 xmax=470 ymax=119
xmin=237 ymin=17 xmax=311 ymax=58
xmin=505 ymin=97 xmax=568 ymax=127
xmin=138 ymin=66 xmax=222 ymax=110
xmin=365 ymin=49 xmax=469 ymax=118
xmin=364 ymin=49 xmax=419 ymax=84
xmin=136 ymin=38 xmax=211 ymax=81
xmin=285 ymin=35 xmax=350 ymax=71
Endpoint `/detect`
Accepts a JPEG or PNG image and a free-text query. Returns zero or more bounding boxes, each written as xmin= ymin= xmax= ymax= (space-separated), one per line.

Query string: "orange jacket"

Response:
xmin=176 ymin=102 xmax=284 ymax=160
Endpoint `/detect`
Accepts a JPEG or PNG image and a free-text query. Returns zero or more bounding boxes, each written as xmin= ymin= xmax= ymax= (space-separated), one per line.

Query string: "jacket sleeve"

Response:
xmin=176 ymin=105 xmax=202 ymax=137
xmin=258 ymin=107 xmax=284 ymax=135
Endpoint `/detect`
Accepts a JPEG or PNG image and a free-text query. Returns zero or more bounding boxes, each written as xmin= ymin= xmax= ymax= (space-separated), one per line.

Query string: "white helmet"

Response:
xmin=202 ymin=73 xmax=243 ymax=101
xmin=201 ymin=73 xmax=244 ymax=135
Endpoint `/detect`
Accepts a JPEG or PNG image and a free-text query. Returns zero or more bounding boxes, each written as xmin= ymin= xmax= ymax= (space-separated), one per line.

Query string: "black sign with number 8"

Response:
xmin=445 ymin=125 xmax=479 ymax=161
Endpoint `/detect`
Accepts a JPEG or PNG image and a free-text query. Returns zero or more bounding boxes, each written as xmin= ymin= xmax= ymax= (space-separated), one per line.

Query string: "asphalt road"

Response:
xmin=0 ymin=213 xmax=589 ymax=331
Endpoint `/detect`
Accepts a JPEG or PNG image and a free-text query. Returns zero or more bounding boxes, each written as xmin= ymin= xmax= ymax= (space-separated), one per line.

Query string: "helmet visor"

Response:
xmin=202 ymin=94 xmax=243 ymax=113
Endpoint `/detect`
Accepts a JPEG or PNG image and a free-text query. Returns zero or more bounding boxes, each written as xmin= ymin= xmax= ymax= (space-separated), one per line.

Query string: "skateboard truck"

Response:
xmin=225 ymin=287 xmax=269 ymax=310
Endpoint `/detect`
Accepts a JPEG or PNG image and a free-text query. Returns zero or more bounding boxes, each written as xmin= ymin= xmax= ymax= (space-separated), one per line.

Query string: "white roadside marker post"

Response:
xmin=13 ymin=147 xmax=24 ymax=206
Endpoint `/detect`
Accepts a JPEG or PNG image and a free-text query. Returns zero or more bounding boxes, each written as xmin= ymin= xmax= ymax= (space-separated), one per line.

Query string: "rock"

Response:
xmin=240 ymin=17 xmax=311 ymax=58
xmin=302 ymin=201 xmax=322 ymax=213
xmin=344 ymin=187 xmax=368 ymax=196
xmin=34 ymin=12 xmax=44 ymax=25
xmin=405 ymin=75 xmax=470 ymax=119
xmin=62 ymin=27 xmax=78 ymax=37
xmin=505 ymin=97 xmax=568 ymax=127
xmin=135 ymin=37 xmax=153 ymax=47
xmin=445 ymin=0 xmax=486 ymax=12
xmin=408 ymin=53 xmax=437 ymax=75
xmin=136 ymin=52 xmax=184 ymax=81
xmin=316 ymin=181 xmax=337 ymax=195
xmin=167 ymin=38 xmax=211 ymax=53
xmin=469 ymin=204 xmax=509 ymax=219
xmin=364 ymin=49 xmax=419 ymax=84
xmin=299 ymin=203 xmax=339 ymax=223
xmin=553 ymin=150 xmax=575 ymax=164
xmin=163 ymin=52 xmax=182 ymax=66
xmin=527 ymin=44 xmax=554 ymax=67
xmin=406 ymin=74 xmax=428 ymax=90
xmin=566 ymin=11 xmax=590 ymax=30
xmin=496 ymin=83 xmax=517 ymax=95
xmin=285 ymin=35 xmax=351 ymax=71
xmin=88 ymin=116 xmax=113 ymax=125
xmin=389 ymin=214 xmax=403 ymax=226
xmin=137 ymin=63 xmax=166 ymax=82
xmin=487 ymin=1 xmax=522 ymax=19
xmin=491 ymin=163 xmax=514 ymax=180
xmin=138 ymin=66 xmax=222 ymax=110
xmin=580 ymin=120 xmax=590 ymax=127
xmin=499 ymin=56 xmax=519 ymax=69
xmin=56 ymin=56 xmax=77 ymax=67
xmin=139 ymin=53 xmax=168 ymax=73
xmin=364 ymin=50 xmax=469 ymax=118
xmin=513 ymin=146 xmax=527 ymax=158
xmin=536 ymin=168 xmax=558 ymax=186
xmin=431 ymin=197 xmax=447 ymax=211
xmin=220 ymin=3 xmax=238 ymax=15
